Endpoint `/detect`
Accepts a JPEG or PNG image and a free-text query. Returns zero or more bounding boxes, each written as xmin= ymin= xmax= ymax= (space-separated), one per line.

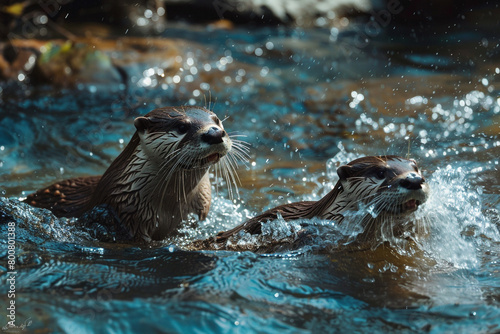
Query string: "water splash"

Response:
xmin=0 ymin=197 xmax=91 ymax=245
xmin=222 ymin=213 xmax=305 ymax=252
xmin=413 ymin=165 xmax=500 ymax=268
xmin=166 ymin=196 xmax=252 ymax=247
xmin=325 ymin=142 xmax=362 ymax=181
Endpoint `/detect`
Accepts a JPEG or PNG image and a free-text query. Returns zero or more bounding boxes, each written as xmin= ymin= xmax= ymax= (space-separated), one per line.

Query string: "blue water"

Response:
xmin=1 ymin=21 xmax=500 ymax=333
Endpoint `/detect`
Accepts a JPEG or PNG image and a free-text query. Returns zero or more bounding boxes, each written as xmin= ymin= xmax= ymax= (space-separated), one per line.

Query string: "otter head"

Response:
xmin=133 ymin=106 xmax=232 ymax=170
xmin=336 ymin=156 xmax=429 ymax=217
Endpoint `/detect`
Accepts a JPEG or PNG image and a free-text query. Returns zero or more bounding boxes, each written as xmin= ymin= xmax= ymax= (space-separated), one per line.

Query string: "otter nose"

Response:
xmin=400 ymin=172 xmax=424 ymax=190
xmin=201 ymin=126 xmax=225 ymax=144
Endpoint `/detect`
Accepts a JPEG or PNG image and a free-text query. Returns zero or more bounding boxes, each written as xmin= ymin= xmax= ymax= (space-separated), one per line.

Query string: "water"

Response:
xmin=1 ymin=20 xmax=500 ymax=333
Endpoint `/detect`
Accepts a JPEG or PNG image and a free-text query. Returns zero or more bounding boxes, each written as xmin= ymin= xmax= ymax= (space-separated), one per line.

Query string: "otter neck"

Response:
xmin=304 ymin=181 xmax=347 ymax=220
xmin=126 ymin=145 xmax=208 ymax=204
xmin=89 ymin=132 xmax=209 ymax=217
xmin=307 ymin=178 xmax=385 ymax=222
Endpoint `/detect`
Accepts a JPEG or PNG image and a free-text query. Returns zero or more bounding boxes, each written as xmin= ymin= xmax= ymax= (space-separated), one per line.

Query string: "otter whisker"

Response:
xmin=227 ymin=132 xmax=248 ymax=136
xmin=229 ymin=142 xmax=250 ymax=150
xmin=354 ymin=191 xmax=383 ymax=205
xmin=231 ymin=143 xmax=251 ymax=160
xmin=158 ymin=147 xmax=199 ymax=219
xmin=154 ymin=147 xmax=181 ymax=178
xmin=219 ymin=157 xmax=235 ymax=200
xmin=229 ymin=135 xmax=252 ymax=142
xmin=226 ymin=151 xmax=246 ymax=175
xmin=227 ymin=130 xmax=247 ymax=136
xmin=217 ymin=158 xmax=230 ymax=198
xmin=231 ymin=149 xmax=250 ymax=159
xmin=153 ymin=163 xmax=179 ymax=208
xmin=212 ymin=162 xmax=219 ymax=197
xmin=180 ymin=170 xmax=187 ymax=211
xmin=368 ymin=195 xmax=391 ymax=214
xmin=231 ymin=140 xmax=251 ymax=150
xmin=344 ymin=189 xmax=384 ymax=212
xmin=229 ymin=147 xmax=251 ymax=167
xmin=153 ymin=147 xmax=182 ymax=194
xmin=230 ymin=150 xmax=250 ymax=166
xmin=204 ymin=91 xmax=215 ymax=111
xmin=227 ymin=150 xmax=244 ymax=170
xmin=157 ymin=168 xmax=178 ymax=219
xmin=228 ymin=136 xmax=250 ymax=141
xmin=228 ymin=136 xmax=251 ymax=147
xmin=223 ymin=154 xmax=242 ymax=198
xmin=172 ymin=155 xmax=194 ymax=211
xmin=223 ymin=156 xmax=241 ymax=200
xmin=216 ymin=159 xmax=227 ymax=195
xmin=215 ymin=160 xmax=224 ymax=197
xmin=230 ymin=140 xmax=251 ymax=151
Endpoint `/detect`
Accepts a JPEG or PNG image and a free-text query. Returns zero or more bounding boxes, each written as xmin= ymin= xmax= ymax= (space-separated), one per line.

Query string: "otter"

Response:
xmin=193 ymin=155 xmax=429 ymax=251
xmin=25 ymin=106 xmax=247 ymax=241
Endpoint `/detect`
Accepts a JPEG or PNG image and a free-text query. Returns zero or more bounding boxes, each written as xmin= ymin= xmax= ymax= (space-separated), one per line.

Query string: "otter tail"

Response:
xmin=24 ymin=176 xmax=101 ymax=218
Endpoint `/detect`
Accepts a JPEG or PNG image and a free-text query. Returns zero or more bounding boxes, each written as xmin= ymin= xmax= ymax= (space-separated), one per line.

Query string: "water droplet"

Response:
xmin=367 ymin=204 xmax=379 ymax=218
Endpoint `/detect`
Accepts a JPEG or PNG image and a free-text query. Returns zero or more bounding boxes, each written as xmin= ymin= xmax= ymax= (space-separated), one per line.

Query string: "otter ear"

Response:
xmin=337 ymin=165 xmax=353 ymax=180
xmin=134 ymin=117 xmax=150 ymax=134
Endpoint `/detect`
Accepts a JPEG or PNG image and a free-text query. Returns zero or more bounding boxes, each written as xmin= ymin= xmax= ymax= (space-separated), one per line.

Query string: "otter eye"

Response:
xmin=375 ymin=170 xmax=385 ymax=180
xmin=176 ymin=123 xmax=189 ymax=134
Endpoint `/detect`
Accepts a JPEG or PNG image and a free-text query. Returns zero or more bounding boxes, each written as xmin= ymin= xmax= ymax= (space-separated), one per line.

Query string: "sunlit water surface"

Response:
xmin=1 ymin=22 xmax=500 ymax=333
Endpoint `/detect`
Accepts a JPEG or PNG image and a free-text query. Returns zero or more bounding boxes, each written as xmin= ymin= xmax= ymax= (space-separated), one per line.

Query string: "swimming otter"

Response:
xmin=25 ymin=106 xmax=247 ymax=241
xmin=193 ymin=155 xmax=429 ymax=251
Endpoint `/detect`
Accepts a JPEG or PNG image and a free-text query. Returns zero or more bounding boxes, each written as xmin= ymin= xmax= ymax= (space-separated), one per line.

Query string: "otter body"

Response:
xmin=26 ymin=106 xmax=242 ymax=241
xmin=195 ymin=155 xmax=429 ymax=251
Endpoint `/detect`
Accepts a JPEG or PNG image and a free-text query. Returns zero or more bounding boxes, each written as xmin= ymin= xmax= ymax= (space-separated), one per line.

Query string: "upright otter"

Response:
xmin=25 ymin=106 xmax=247 ymax=241
xmin=194 ymin=155 xmax=429 ymax=251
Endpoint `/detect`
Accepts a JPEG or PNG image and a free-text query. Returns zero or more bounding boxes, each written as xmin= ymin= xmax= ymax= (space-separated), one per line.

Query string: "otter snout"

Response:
xmin=202 ymin=126 xmax=226 ymax=145
xmin=399 ymin=172 xmax=425 ymax=190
